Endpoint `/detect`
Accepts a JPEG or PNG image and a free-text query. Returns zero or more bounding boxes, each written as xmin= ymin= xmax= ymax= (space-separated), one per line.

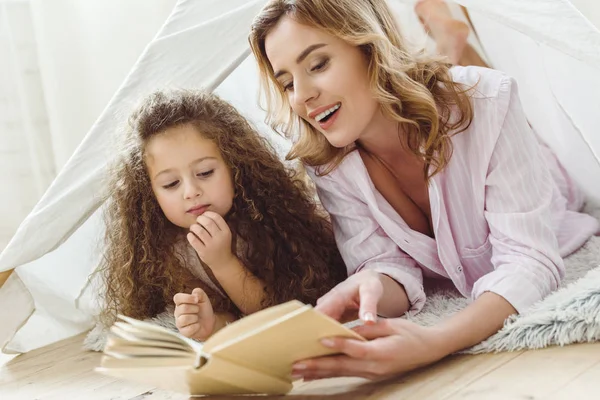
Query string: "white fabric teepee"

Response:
xmin=1 ymin=0 xmax=599 ymax=353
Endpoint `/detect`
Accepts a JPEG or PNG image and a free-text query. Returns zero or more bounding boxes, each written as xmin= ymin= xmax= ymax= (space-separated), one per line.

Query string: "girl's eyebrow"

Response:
xmin=273 ymin=43 xmax=328 ymax=79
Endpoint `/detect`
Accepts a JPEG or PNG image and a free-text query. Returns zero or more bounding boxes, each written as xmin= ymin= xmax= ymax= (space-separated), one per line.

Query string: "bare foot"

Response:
xmin=414 ymin=0 xmax=470 ymax=64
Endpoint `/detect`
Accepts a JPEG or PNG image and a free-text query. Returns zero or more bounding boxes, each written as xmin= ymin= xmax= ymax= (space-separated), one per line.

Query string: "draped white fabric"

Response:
xmin=0 ymin=0 xmax=598 ymax=353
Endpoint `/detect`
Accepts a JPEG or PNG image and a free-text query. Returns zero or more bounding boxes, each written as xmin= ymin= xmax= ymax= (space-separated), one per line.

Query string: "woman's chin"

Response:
xmin=324 ymin=133 xmax=355 ymax=149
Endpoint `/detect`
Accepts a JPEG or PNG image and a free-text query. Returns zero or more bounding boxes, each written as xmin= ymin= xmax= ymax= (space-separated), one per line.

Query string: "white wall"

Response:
xmin=31 ymin=0 xmax=177 ymax=170
xmin=0 ymin=1 xmax=51 ymax=249
xmin=0 ymin=0 xmax=176 ymax=250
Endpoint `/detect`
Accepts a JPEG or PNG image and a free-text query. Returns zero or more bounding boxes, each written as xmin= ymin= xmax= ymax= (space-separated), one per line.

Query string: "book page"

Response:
xmin=203 ymin=300 xmax=306 ymax=353
xmin=115 ymin=315 xmax=204 ymax=354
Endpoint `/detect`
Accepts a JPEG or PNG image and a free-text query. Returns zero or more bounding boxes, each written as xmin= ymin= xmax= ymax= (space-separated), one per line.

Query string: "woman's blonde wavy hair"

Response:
xmin=249 ymin=0 xmax=474 ymax=178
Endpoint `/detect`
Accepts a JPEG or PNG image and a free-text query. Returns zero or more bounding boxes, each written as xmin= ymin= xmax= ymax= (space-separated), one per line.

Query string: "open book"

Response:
xmin=95 ymin=300 xmax=364 ymax=396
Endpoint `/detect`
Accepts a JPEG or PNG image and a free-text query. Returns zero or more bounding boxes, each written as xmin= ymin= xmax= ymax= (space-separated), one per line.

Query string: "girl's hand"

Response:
xmin=187 ymin=211 xmax=233 ymax=268
xmin=292 ymin=318 xmax=448 ymax=380
xmin=173 ymin=288 xmax=216 ymax=341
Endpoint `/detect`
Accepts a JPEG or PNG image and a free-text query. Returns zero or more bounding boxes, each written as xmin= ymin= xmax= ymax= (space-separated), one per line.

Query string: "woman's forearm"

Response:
xmin=432 ymin=291 xmax=517 ymax=355
xmin=378 ymin=274 xmax=410 ymax=318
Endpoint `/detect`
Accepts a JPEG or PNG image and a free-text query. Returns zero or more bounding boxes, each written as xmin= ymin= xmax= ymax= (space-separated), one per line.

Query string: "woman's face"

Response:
xmin=264 ymin=16 xmax=381 ymax=148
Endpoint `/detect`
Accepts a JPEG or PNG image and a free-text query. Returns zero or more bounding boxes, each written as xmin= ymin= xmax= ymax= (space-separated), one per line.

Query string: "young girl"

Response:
xmin=249 ymin=0 xmax=599 ymax=379
xmin=99 ymin=89 xmax=347 ymax=340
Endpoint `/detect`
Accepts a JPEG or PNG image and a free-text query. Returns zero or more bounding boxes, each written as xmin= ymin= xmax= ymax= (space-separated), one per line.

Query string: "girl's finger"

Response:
xmin=192 ymin=288 xmax=209 ymax=303
xmin=189 ymin=224 xmax=210 ymax=242
xmin=202 ymin=211 xmax=227 ymax=232
xmin=174 ymin=303 xmax=200 ymax=317
xmin=195 ymin=215 xmax=220 ymax=235
xmin=176 ymin=314 xmax=199 ymax=329
xmin=186 ymin=232 xmax=205 ymax=254
xmin=179 ymin=323 xmax=200 ymax=338
xmin=192 ymin=288 xmax=215 ymax=320
xmin=173 ymin=292 xmax=198 ymax=306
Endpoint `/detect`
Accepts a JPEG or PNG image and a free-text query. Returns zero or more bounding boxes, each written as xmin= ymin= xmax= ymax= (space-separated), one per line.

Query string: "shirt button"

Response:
xmin=457 ymin=265 xmax=463 ymax=273
xmin=403 ymin=238 xmax=410 ymax=244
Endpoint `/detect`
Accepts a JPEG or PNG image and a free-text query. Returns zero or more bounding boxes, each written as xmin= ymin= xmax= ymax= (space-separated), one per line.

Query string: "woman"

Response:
xmin=249 ymin=0 xmax=599 ymax=379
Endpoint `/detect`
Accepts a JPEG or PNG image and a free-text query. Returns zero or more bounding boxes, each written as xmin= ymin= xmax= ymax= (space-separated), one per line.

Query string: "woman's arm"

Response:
xmin=434 ymin=292 xmax=516 ymax=353
xmin=471 ymin=76 xmax=564 ymax=314
xmin=307 ymin=165 xmax=425 ymax=320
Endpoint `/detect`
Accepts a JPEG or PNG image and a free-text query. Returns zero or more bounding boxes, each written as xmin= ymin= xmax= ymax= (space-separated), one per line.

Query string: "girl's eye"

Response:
xmin=162 ymin=181 xmax=179 ymax=189
xmin=283 ymin=82 xmax=294 ymax=92
xmin=197 ymin=169 xmax=214 ymax=178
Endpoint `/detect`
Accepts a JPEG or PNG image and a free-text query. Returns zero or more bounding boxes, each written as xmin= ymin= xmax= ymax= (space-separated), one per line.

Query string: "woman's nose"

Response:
xmin=293 ymin=77 xmax=318 ymax=108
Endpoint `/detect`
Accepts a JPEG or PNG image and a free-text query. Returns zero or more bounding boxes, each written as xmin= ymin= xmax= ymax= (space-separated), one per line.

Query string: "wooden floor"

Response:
xmin=1 ymin=334 xmax=599 ymax=399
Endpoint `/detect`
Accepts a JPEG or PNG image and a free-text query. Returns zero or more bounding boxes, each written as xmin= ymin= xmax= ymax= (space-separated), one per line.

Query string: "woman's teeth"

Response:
xmin=315 ymin=104 xmax=340 ymax=122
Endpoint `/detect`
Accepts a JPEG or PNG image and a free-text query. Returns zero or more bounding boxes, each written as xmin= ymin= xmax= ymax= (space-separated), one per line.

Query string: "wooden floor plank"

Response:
xmin=444 ymin=343 xmax=600 ymax=400
xmin=0 ymin=269 xmax=12 ymax=287
xmin=0 ymin=334 xmax=91 ymax=385
xmin=2 ymin=334 xmax=600 ymax=400
xmin=546 ymin=358 xmax=600 ymax=400
xmin=283 ymin=351 xmax=523 ymax=400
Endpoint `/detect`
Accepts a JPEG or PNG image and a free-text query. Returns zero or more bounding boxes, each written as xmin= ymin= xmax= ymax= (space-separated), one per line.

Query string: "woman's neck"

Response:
xmin=356 ymin=113 xmax=412 ymax=166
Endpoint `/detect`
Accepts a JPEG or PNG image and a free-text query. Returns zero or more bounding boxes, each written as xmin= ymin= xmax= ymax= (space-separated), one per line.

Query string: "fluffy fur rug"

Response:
xmin=85 ymin=211 xmax=600 ymax=354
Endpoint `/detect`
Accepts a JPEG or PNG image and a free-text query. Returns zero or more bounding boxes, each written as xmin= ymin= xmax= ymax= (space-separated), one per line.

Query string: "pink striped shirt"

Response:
xmin=307 ymin=66 xmax=599 ymax=315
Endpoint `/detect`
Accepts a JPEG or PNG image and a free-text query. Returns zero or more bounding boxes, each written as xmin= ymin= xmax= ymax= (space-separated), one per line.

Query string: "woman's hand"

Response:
xmin=295 ymin=292 xmax=518 ymax=380
xmin=315 ymin=269 xmax=383 ymax=323
xmin=173 ymin=288 xmax=216 ymax=341
xmin=315 ymin=270 xmax=409 ymax=323
xmin=292 ymin=318 xmax=448 ymax=380
xmin=187 ymin=211 xmax=234 ymax=268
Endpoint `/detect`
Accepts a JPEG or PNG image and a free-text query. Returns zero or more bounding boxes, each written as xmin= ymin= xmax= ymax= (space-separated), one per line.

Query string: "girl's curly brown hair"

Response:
xmin=99 ymin=89 xmax=347 ymax=324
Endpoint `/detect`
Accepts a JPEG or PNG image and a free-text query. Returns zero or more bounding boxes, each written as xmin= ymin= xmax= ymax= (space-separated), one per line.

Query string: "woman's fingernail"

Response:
xmin=293 ymin=363 xmax=307 ymax=370
xmin=291 ymin=374 xmax=303 ymax=380
xmin=321 ymin=338 xmax=335 ymax=348
xmin=362 ymin=312 xmax=376 ymax=323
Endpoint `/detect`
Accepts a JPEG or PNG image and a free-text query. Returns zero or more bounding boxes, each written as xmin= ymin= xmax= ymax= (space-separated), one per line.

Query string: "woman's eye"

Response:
xmin=197 ymin=169 xmax=214 ymax=178
xmin=162 ymin=181 xmax=179 ymax=189
xmin=311 ymin=58 xmax=329 ymax=72
xmin=283 ymin=82 xmax=294 ymax=91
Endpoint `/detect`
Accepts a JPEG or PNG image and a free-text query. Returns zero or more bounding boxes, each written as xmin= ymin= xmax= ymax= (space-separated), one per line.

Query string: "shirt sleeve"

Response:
xmin=472 ymin=76 xmax=565 ymax=313
xmin=306 ymin=166 xmax=427 ymax=314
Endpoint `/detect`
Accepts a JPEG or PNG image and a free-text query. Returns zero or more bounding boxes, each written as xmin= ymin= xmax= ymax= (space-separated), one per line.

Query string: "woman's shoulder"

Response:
xmin=449 ymin=65 xmax=513 ymax=101
xmin=446 ymin=67 xmax=519 ymax=162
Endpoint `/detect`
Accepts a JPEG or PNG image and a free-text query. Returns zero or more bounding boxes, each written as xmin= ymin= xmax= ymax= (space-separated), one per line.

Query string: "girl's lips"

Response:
xmin=187 ymin=205 xmax=209 ymax=216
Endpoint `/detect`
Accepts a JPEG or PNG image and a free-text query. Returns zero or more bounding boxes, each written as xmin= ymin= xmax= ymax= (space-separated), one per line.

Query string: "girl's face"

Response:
xmin=264 ymin=16 xmax=381 ymax=148
xmin=145 ymin=123 xmax=235 ymax=229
